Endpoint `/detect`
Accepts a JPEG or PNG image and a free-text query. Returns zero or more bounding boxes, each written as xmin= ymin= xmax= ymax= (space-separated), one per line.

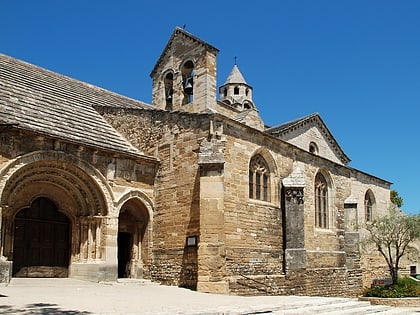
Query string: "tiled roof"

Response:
xmin=223 ymin=65 xmax=248 ymax=85
xmin=0 ymin=54 xmax=149 ymax=157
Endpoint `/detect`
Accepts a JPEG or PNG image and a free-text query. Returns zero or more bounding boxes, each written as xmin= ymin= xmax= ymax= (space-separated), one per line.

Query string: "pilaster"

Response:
xmin=282 ymin=165 xmax=306 ymax=271
xmin=196 ymin=126 xmax=227 ymax=293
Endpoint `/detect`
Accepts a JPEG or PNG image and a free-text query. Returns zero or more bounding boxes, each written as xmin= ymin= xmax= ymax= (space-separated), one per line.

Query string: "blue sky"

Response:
xmin=2 ymin=1 xmax=419 ymax=214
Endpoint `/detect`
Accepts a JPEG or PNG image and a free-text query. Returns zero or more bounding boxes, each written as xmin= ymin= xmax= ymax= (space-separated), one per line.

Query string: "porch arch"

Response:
xmin=0 ymin=151 xmax=114 ymax=276
xmin=116 ymin=191 xmax=153 ymax=279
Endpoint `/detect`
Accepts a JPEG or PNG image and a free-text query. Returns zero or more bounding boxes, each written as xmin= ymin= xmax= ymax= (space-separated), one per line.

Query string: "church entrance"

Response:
xmin=117 ymin=197 xmax=150 ymax=279
xmin=13 ymin=197 xmax=70 ymax=277
xmin=118 ymin=232 xmax=132 ymax=278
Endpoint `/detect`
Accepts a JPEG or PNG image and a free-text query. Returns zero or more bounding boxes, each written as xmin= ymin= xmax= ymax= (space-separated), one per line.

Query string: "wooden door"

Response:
xmin=13 ymin=197 xmax=70 ymax=277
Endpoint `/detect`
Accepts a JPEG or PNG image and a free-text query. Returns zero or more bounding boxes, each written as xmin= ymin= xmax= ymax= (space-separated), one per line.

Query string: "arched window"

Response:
xmin=309 ymin=142 xmax=319 ymax=154
xmin=364 ymin=191 xmax=374 ymax=222
xmin=249 ymin=155 xmax=270 ymax=201
xmin=315 ymin=172 xmax=329 ymax=228
xmin=234 ymin=86 xmax=240 ymax=95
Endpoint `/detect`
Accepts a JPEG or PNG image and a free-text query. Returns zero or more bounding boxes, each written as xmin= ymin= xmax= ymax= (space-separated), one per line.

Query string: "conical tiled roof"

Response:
xmin=223 ymin=64 xmax=247 ymax=85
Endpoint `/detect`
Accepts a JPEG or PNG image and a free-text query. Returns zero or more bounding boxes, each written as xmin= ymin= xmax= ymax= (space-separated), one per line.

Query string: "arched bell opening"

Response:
xmin=118 ymin=198 xmax=150 ymax=279
xmin=164 ymin=71 xmax=174 ymax=110
xmin=181 ymin=60 xmax=194 ymax=105
xmin=12 ymin=197 xmax=71 ymax=278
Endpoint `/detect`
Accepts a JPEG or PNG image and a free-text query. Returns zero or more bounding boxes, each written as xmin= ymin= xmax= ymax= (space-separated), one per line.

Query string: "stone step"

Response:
xmin=269 ymin=299 xmax=417 ymax=315
xmin=318 ymin=308 xmax=418 ymax=315
xmin=98 ymin=278 xmax=156 ymax=286
xmin=315 ymin=305 xmax=395 ymax=315
xmin=278 ymin=300 xmax=373 ymax=314
xmin=116 ymin=278 xmax=155 ymax=285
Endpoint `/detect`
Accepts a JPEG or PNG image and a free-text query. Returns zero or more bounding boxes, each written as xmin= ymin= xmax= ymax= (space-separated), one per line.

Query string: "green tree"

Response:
xmin=363 ymin=205 xmax=420 ymax=285
xmin=390 ymin=190 xmax=403 ymax=208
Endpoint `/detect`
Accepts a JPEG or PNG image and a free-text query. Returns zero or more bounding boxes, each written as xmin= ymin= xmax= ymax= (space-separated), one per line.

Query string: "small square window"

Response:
xmin=186 ymin=236 xmax=198 ymax=247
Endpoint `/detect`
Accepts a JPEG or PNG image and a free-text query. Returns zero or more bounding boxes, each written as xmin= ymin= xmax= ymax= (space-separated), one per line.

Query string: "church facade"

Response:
xmin=0 ymin=27 xmax=398 ymax=296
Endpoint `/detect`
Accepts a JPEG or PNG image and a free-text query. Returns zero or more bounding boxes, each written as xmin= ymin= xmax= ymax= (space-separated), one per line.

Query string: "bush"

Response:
xmin=363 ymin=277 xmax=420 ymax=298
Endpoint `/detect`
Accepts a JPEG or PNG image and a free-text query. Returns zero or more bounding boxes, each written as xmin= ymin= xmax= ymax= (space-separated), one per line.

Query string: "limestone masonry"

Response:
xmin=0 ymin=27 xmax=417 ymax=296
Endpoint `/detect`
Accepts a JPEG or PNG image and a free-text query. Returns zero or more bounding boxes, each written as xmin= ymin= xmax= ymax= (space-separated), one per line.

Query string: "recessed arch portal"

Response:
xmin=117 ymin=196 xmax=151 ymax=279
xmin=0 ymin=152 xmax=113 ymax=279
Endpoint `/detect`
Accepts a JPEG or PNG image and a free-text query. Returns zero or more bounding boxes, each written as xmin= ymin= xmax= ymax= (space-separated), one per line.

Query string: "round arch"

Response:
xmin=115 ymin=190 xmax=154 ymax=220
xmin=0 ymin=151 xmax=115 ymax=275
xmin=115 ymin=191 xmax=153 ymax=279
xmin=0 ymin=151 xmax=114 ymax=216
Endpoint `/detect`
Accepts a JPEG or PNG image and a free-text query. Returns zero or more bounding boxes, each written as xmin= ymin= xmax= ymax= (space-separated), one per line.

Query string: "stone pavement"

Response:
xmin=0 ymin=278 xmax=418 ymax=314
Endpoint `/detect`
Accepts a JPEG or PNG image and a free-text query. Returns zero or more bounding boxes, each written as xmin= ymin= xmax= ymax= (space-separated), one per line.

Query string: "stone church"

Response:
xmin=0 ymin=27 xmax=394 ymax=296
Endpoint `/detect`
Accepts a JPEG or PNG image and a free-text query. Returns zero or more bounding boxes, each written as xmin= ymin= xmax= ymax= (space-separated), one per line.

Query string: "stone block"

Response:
xmin=70 ymin=263 xmax=117 ymax=282
xmin=285 ymin=248 xmax=307 ymax=270
xmin=0 ymin=260 xmax=12 ymax=284
xmin=197 ymin=280 xmax=228 ymax=294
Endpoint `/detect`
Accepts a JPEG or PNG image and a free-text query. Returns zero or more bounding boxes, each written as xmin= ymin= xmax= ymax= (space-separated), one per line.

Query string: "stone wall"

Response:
xmin=102 ymin=108 xmax=211 ymax=287
xmin=101 ymin=108 xmax=392 ymax=296
xmin=0 ymin=127 xmax=157 ymax=282
xmin=228 ymin=268 xmax=360 ymax=297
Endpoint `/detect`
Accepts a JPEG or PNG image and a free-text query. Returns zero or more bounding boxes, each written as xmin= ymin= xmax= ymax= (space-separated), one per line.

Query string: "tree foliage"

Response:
xmin=363 ymin=205 xmax=420 ymax=285
xmin=390 ymin=190 xmax=404 ymax=208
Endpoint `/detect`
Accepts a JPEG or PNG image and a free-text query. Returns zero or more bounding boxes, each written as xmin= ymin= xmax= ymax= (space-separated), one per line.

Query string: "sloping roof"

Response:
xmin=223 ymin=64 xmax=248 ymax=85
xmin=150 ymin=26 xmax=219 ymax=78
xmin=266 ymin=113 xmax=351 ymax=164
xmin=0 ymin=53 xmax=150 ymax=157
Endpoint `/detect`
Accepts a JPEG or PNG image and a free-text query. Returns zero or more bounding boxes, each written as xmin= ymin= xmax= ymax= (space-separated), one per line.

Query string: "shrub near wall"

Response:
xmin=363 ymin=277 xmax=420 ymax=298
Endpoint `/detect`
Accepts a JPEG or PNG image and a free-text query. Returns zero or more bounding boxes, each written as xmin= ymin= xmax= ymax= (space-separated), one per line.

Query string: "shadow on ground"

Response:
xmin=0 ymin=303 xmax=91 ymax=314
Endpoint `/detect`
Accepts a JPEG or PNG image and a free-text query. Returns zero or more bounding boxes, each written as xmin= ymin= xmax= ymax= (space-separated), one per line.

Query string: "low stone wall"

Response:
xmin=228 ymin=268 xmax=361 ymax=297
xmin=305 ymin=268 xmax=350 ymax=297
xmin=359 ymin=296 xmax=420 ymax=307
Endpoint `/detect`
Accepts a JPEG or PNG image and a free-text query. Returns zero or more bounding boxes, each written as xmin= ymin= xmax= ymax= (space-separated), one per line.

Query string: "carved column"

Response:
xmin=282 ymin=165 xmax=306 ymax=271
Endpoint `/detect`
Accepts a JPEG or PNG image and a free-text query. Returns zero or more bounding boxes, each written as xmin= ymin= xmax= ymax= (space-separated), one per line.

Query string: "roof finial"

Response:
xmin=234 ymin=56 xmax=237 ymax=65
xmin=183 ymin=24 xmax=187 ymax=30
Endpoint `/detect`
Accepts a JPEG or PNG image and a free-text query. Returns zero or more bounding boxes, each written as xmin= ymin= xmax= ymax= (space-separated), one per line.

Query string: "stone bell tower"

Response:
xmin=150 ymin=27 xmax=219 ymax=113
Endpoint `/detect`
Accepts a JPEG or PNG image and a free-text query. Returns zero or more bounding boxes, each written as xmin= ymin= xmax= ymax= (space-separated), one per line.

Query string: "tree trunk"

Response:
xmin=391 ymin=267 xmax=398 ymax=285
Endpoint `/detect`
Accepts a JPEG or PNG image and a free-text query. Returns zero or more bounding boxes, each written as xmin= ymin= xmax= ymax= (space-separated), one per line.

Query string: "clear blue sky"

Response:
xmin=2 ymin=1 xmax=419 ymax=214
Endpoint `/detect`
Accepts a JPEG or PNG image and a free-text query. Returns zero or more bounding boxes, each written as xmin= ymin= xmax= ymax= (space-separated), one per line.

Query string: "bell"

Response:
xmin=166 ymin=89 xmax=173 ymax=103
xmin=183 ymin=77 xmax=193 ymax=95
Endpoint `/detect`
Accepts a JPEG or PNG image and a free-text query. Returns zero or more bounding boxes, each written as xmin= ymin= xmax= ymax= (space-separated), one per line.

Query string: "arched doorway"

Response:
xmin=118 ymin=198 xmax=150 ymax=279
xmin=118 ymin=213 xmax=134 ymax=278
xmin=13 ymin=197 xmax=70 ymax=277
